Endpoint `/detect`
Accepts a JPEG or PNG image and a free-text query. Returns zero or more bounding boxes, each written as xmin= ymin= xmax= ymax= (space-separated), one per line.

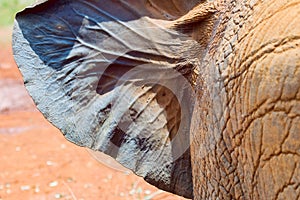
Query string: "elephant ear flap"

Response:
xmin=13 ymin=0 xmax=200 ymax=198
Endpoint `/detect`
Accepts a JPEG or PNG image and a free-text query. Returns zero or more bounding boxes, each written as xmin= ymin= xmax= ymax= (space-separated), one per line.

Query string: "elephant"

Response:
xmin=12 ymin=0 xmax=300 ymax=199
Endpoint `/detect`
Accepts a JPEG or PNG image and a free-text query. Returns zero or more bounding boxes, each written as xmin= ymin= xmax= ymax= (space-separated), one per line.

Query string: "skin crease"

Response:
xmin=190 ymin=0 xmax=300 ymax=199
xmin=12 ymin=0 xmax=299 ymax=199
xmin=146 ymin=0 xmax=204 ymax=19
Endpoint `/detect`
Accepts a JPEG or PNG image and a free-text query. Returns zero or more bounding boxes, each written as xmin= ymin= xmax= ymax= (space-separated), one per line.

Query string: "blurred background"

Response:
xmin=0 ymin=0 xmax=35 ymax=26
xmin=0 ymin=1 xmax=187 ymax=199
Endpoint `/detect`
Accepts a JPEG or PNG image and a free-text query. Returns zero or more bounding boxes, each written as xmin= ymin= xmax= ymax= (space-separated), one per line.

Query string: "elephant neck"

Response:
xmin=192 ymin=0 xmax=300 ymax=198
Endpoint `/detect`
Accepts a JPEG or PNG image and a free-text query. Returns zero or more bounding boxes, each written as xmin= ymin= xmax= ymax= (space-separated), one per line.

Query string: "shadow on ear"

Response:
xmin=13 ymin=0 xmax=204 ymax=198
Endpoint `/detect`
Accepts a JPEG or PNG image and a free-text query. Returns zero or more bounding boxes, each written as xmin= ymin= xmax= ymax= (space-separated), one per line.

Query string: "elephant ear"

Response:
xmin=13 ymin=0 xmax=203 ymax=198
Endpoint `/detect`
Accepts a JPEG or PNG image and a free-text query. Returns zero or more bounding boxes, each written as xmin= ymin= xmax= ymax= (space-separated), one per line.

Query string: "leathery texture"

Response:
xmin=191 ymin=0 xmax=300 ymax=199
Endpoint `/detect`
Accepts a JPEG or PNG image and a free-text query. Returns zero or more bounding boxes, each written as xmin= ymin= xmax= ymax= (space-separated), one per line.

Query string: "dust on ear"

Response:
xmin=172 ymin=2 xmax=217 ymax=46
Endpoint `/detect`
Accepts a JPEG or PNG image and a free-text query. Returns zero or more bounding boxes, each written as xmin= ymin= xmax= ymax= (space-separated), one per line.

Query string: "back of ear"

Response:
xmin=13 ymin=0 xmax=203 ymax=198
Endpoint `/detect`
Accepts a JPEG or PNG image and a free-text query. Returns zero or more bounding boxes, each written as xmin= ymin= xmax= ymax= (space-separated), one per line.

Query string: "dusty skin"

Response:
xmin=0 ymin=27 xmax=186 ymax=200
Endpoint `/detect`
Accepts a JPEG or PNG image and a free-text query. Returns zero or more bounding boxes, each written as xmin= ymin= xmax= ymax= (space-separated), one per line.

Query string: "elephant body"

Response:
xmin=13 ymin=0 xmax=300 ymax=199
xmin=192 ymin=1 xmax=300 ymax=199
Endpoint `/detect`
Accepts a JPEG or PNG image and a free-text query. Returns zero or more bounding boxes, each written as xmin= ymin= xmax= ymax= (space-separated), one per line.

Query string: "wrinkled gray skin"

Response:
xmin=13 ymin=0 xmax=300 ymax=199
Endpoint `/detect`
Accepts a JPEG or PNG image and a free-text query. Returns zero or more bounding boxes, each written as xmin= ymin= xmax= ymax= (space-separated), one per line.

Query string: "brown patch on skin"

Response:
xmin=146 ymin=0 xmax=203 ymax=20
xmin=170 ymin=1 xmax=222 ymax=88
xmin=173 ymin=2 xmax=217 ymax=26
xmin=152 ymin=85 xmax=181 ymax=141
xmin=171 ymin=1 xmax=218 ymax=47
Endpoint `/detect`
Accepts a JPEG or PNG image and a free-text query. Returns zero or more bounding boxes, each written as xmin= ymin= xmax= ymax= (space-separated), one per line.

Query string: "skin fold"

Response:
xmin=12 ymin=0 xmax=299 ymax=199
xmin=191 ymin=0 xmax=300 ymax=199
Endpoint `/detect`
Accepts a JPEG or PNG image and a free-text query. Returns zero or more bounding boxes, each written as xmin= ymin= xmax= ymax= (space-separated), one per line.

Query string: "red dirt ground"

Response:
xmin=0 ymin=27 xmax=187 ymax=200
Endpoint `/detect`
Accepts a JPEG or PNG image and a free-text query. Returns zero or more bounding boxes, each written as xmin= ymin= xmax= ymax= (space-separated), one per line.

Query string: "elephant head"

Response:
xmin=13 ymin=0 xmax=300 ymax=199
